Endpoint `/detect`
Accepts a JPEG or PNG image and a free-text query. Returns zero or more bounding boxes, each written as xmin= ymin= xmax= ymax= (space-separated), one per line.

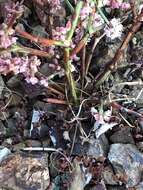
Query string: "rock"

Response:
xmin=25 ymin=140 xmax=42 ymax=147
xmin=106 ymin=185 xmax=126 ymax=190
xmin=34 ymin=101 xmax=56 ymax=112
xmin=42 ymin=139 xmax=51 ymax=148
xmin=7 ymin=118 xmax=16 ymax=127
xmin=6 ymin=118 xmax=17 ymax=136
xmin=108 ymin=144 xmax=143 ymax=188
xmin=87 ymin=134 xmax=109 ymax=159
xmin=109 ymin=127 xmax=135 ymax=144
xmin=85 ymin=181 xmax=107 ymax=190
xmin=0 ymin=153 xmax=50 ymax=190
xmin=0 ymin=147 xmax=11 ymax=163
xmin=134 ymin=181 xmax=143 ymax=190
xmin=23 ymin=129 xmax=30 ymax=138
xmin=103 ymin=166 xmax=118 ymax=185
xmin=12 ymin=142 xmax=25 ymax=152
xmin=40 ymin=124 xmax=50 ymax=139
xmin=7 ymin=75 xmax=22 ymax=88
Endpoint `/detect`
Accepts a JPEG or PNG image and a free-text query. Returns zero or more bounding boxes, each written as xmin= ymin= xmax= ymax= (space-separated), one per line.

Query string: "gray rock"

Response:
xmin=0 ymin=148 xmax=11 ymax=163
xmin=88 ymin=181 xmax=107 ymax=190
xmin=40 ymin=124 xmax=50 ymax=138
xmin=108 ymin=144 xmax=143 ymax=188
xmin=34 ymin=101 xmax=55 ymax=112
xmin=7 ymin=118 xmax=16 ymax=129
xmin=12 ymin=142 xmax=25 ymax=152
xmin=109 ymin=127 xmax=134 ymax=144
xmin=134 ymin=181 xmax=143 ymax=190
xmin=7 ymin=75 xmax=21 ymax=88
xmin=87 ymin=134 xmax=109 ymax=159
xmin=0 ymin=153 xmax=50 ymax=190
xmin=106 ymin=185 xmax=126 ymax=190
xmin=25 ymin=140 xmax=42 ymax=147
xmin=42 ymin=139 xmax=51 ymax=148
xmin=5 ymin=119 xmax=17 ymax=136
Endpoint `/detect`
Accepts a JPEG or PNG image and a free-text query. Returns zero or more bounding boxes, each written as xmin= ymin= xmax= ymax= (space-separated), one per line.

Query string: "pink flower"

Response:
xmin=80 ymin=4 xmax=92 ymax=20
xmin=93 ymin=13 xmax=104 ymax=29
xmin=103 ymin=0 xmax=130 ymax=10
xmin=26 ymin=77 xmax=39 ymax=85
xmin=120 ymin=2 xmax=130 ymax=9
xmin=52 ymin=22 xmax=71 ymax=41
xmin=40 ymin=79 xmax=48 ymax=87
xmin=0 ymin=24 xmax=17 ymax=49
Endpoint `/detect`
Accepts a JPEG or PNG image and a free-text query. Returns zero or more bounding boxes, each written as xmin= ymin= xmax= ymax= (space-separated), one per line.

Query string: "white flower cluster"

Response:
xmin=104 ymin=18 xmax=123 ymax=40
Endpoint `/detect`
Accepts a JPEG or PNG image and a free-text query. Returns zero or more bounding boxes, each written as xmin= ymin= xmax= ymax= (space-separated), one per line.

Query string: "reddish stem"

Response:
xmin=16 ymin=28 xmax=66 ymax=47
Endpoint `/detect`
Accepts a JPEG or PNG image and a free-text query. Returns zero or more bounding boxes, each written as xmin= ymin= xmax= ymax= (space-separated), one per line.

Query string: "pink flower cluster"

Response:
xmin=0 ymin=24 xmax=17 ymax=49
xmin=103 ymin=0 xmax=130 ymax=10
xmin=80 ymin=2 xmax=104 ymax=30
xmin=52 ymin=21 xmax=71 ymax=41
xmin=0 ymin=56 xmax=48 ymax=86
xmin=4 ymin=1 xmax=24 ymax=24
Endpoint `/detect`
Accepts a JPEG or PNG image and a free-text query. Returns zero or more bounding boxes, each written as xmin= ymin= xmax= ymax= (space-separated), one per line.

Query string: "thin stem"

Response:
xmin=0 ymin=45 xmax=51 ymax=58
xmin=97 ymin=6 xmax=109 ymax=25
xmin=64 ymin=48 xmax=78 ymax=104
xmin=80 ymin=46 xmax=86 ymax=98
xmin=64 ymin=0 xmax=74 ymax=13
xmin=16 ymin=28 xmax=69 ymax=47
xmin=70 ymin=33 xmax=89 ymax=57
xmin=66 ymin=1 xmax=83 ymax=42
xmin=85 ymin=33 xmax=105 ymax=75
xmin=63 ymin=1 xmax=83 ymax=104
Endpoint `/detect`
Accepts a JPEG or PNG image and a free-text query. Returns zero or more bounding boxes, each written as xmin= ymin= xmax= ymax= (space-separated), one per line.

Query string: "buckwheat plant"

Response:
xmin=0 ymin=0 xmax=134 ymax=103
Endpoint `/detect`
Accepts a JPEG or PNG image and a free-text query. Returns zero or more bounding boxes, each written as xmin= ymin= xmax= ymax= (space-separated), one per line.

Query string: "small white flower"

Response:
xmin=104 ymin=18 xmax=123 ymax=40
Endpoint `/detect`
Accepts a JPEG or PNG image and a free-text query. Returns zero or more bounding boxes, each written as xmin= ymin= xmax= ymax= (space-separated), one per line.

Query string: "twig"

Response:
xmin=130 ymin=0 xmax=137 ymax=20
xmin=119 ymin=113 xmax=134 ymax=128
xmin=66 ymin=1 xmax=83 ymax=42
xmin=0 ymin=45 xmax=52 ymax=58
xmin=94 ymin=8 xmax=143 ymax=86
xmin=47 ymin=86 xmax=65 ymax=96
xmin=64 ymin=0 xmax=74 ymax=13
xmin=111 ymin=102 xmax=143 ymax=118
xmin=16 ymin=28 xmax=69 ymax=47
xmin=70 ymin=34 xmax=89 ymax=57
xmin=108 ymin=81 xmax=143 ymax=104
xmin=44 ymin=98 xmax=67 ymax=105
xmin=80 ymin=46 xmax=86 ymax=98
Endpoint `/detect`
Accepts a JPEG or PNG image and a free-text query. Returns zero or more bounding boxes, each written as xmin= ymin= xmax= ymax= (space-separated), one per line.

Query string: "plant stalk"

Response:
xmin=64 ymin=48 xmax=78 ymax=104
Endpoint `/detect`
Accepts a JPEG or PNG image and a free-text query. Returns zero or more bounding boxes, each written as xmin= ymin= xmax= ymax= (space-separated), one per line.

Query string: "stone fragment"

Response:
xmin=108 ymin=144 xmax=143 ymax=187
xmin=0 ymin=153 xmax=50 ymax=190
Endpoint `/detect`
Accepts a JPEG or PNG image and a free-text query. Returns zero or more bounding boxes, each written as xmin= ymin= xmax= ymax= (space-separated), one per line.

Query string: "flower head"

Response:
xmin=104 ymin=18 xmax=123 ymax=40
xmin=103 ymin=0 xmax=130 ymax=10
xmin=0 ymin=24 xmax=17 ymax=49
